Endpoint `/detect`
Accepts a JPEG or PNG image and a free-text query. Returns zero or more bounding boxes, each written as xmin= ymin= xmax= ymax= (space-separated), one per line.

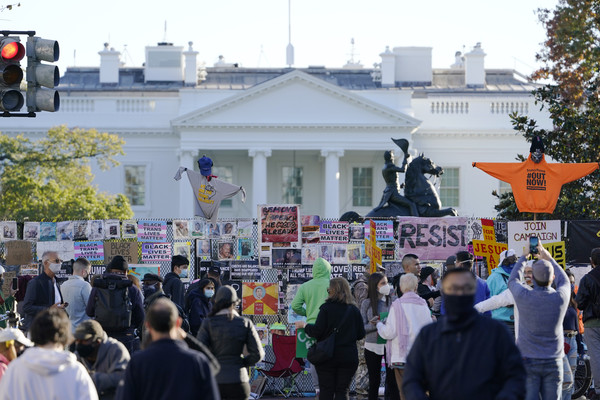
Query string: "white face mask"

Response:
xmin=49 ymin=263 xmax=62 ymax=274
xmin=378 ymin=284 xmax=391 ymax=296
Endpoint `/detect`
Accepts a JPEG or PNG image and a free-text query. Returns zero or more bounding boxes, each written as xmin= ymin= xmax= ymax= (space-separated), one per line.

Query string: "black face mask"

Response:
xmin=142 ymin=284 xmax=157 ymax=298
xmin=444 ymin=294 xmax=475 ymax=322
xmin=76 ymin=342 xmax=97 ymax=358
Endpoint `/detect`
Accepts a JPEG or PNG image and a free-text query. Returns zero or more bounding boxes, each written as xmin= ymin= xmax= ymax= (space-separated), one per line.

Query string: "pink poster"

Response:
xmin=397 ymin=217 xmax=468 ymax=260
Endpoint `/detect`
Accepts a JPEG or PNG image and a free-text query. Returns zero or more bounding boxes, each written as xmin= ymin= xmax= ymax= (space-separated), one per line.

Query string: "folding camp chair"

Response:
xmin=255 ymin=334 xmax=305 ymax=398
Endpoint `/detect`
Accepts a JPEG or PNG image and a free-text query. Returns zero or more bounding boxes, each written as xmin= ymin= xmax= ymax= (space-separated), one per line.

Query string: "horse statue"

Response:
xmin=341 ymin=146 xmax=457 ymax=223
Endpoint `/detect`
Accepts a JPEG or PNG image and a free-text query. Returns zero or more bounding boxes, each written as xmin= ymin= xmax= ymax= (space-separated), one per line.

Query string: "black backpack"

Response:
xmin=93 ymin=276 xmax=133 ymax=332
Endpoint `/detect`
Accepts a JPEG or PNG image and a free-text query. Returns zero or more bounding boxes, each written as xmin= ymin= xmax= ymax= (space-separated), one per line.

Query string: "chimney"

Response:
xmin=144 ymin=43 xmax=184 ymax=82
xmin=464 ymin=43 xmax=486 ymax=88
xmin=393 ymin=47 xmax=432 ymax=86
xmin=379 ymin=46 xmax=395 ymax=87
xmin=183 ymin=41 xmax=199 ymax=87
xmin=98 ymin=43 xmax=120 ymax=85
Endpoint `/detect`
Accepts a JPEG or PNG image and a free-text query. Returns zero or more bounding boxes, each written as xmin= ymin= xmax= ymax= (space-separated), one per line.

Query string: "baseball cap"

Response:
xmin=74 ymin=320 xmax=104 ymax=341
xmin=0 ymin=327 xmax=34 ymax=347
xmin=445 ymin=255 xmax=456 ymax=267
xmin=197 ymin=156 xmax=213 ymax=177
xmin=141 ymin=273 xmax=163 ymax=283
xmin=532 ymin=259 xmax=553 ymax=284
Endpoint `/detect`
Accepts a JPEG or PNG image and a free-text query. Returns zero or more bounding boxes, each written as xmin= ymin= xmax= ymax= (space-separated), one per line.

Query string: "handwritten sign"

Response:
xmin=543 ymin=241 xmax=566 ymax=268
xmin=508 ymin=220 xmax=561 ymax=254
xmin=472 ymin=239 xmax=508 ymax=274
xmin=104 ymin=241 xmax=139 ymax=264
xmin=74 ymin=241 xmax=104 ymax=261
xmin=319 ymin=221 xmax=349 ymax=243
xmin=5 ymin=240 xmax=34 ymax=265
xmin=397 ymin=217 xmax=468 ymax=260
xmin=137 ymin=220 xmax=167 ymax=242
xmin=141 ymin=243 xmax=172 ymax=262
xmin=259 ymin=205 xmax=301 ymax=246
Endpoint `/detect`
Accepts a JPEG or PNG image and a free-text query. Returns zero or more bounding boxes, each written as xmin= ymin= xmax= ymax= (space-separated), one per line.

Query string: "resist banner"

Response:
xmin=397 ymin=217 xmax=468 ymax=260
xmin=507 ymin=220 xmax=561 ymax=254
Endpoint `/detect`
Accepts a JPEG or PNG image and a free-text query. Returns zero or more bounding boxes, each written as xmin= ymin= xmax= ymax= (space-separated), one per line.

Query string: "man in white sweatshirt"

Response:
xmin=0 ymin=308 xmax=98 ymax=400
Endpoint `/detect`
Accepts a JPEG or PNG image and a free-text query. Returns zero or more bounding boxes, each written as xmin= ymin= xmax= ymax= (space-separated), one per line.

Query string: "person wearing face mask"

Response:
xmin=74 ymin=320 xmax=130 ymax=400
xmin=403 ymin=268 xmax=526 ymax=400
xmin=359 ymin=272 xmax=395 ymax=400
xmin=486 ymin=249 xmax=518 ymax=337
xmin=0 ymin=266 xmax=18 ymax=329
xmin=186 ymin=279 xmax=215 ymax=336
xmin=61 ymin=258 xmax=92 ymax=332
xmin=0 ymin=328 xmax=34 ymax=381
xmin=162 ymin=255 xmax=189 ymax=310
xmin=140 ymin=274 xmax=190 ymax=336
xmin=22 ymin=250 xmax=68 ymax=332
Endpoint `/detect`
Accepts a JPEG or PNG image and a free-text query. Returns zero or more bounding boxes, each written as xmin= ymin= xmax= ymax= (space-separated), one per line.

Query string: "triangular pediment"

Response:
xmin=172 ymin=70 xmax=421 ymax=129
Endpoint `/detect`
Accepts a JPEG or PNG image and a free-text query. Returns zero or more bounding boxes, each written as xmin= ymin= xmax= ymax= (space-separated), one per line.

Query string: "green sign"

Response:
xmin=296 ymin=328 xmax=316 ymax=358
xmin=377 ymin=311 xmax=389 ymax=344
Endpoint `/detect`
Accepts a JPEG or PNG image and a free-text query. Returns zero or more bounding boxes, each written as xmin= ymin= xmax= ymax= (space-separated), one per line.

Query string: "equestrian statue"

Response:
xmin=341 ymin=138 xmax=457 ymax=222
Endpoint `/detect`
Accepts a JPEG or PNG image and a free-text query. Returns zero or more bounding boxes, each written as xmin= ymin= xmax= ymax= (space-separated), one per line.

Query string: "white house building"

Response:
xmin=1 ymin=42 xmax=550 ymax=219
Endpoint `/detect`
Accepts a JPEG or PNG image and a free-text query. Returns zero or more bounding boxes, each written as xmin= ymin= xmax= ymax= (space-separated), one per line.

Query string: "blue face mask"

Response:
xmin=205 ymin=289 xmax=215 ymax=298
xmin=179 ymin=268 xmax=188 ymax=278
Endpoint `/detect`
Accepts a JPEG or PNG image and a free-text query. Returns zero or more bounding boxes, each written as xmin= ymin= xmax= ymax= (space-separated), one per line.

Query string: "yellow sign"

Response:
xmin=472 ymin=239 xmax=508 ymax=275
xmin=542 ymin=241 xmax=566 ymax=268
xmin=365 ymin=220 xmax=382 ymax=274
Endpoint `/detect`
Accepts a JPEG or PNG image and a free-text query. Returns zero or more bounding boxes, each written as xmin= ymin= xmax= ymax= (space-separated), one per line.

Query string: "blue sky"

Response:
xmin=2 ymin=0 xmax=558 ymax=75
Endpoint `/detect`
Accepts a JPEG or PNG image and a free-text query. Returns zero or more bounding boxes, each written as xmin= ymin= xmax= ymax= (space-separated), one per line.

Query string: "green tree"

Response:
xmin=0 ymin=125 xmax=133 ymax=221
xmin=494 ymin=0 xmax=600 ymax=220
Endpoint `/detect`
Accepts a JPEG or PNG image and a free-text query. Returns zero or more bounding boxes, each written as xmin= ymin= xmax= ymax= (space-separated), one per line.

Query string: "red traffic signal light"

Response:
xmin=1 ymin=41 xmax=24 ymax=61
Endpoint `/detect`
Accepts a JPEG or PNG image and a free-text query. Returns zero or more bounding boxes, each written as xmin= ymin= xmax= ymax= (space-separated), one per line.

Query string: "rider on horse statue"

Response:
xmin=373 ymin=139 xmax=419 ymax=216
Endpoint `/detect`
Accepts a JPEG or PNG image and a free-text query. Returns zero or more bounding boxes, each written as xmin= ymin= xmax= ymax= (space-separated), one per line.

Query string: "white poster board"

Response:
xmin=507 ymin=220 xmax=561 ymax=254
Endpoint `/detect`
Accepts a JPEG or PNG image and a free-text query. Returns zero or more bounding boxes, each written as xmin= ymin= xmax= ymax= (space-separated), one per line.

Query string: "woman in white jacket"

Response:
xmin=376 ymin=273 xmax=433 ymax=400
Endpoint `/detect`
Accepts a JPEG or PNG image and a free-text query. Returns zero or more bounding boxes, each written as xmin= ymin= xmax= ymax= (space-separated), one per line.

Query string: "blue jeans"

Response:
xmin=524 ymin=357 xmax=563 ymax=400
xmin=562 ymin=336 xmax=577 ymax=400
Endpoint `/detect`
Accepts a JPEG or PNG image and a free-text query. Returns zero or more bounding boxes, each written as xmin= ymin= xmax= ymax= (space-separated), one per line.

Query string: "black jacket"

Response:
xmin=403 ymin=310 xmax=525 ymax=400
xmin=22 ymin=271 xmax=61 ymax=330
xmin=417 ymin=283 xmax=440 ymax=301
xmin=116 ymin=339 xmax=219 ymax=400
xmin=305 ymin=301 xmax=365 ymax=365
xmin=163 ymin=272 xmax=184 ymax=309
xmin=197 ymin=312 xmax=264 ymax=384
xmin=576 ymin=267 xmax=600 ymax=323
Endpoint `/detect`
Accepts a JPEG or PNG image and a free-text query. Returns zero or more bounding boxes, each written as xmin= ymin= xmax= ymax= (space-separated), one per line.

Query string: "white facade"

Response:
xmin=0 ymin=43 xmax=551 ymax=219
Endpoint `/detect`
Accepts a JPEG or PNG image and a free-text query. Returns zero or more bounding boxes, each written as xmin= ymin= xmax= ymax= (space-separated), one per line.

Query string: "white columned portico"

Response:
xmin=178 ymin=149 xmax=196 ymax=218
xmin=249 ymin=149 xmax=272 ymax=217
xmin=321 ymin=149 xmax=344 ymax=218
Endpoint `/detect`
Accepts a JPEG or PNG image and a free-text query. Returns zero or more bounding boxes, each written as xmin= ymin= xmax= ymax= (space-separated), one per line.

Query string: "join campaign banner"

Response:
xmin=397 ymin=217 xmax=468 ymax=260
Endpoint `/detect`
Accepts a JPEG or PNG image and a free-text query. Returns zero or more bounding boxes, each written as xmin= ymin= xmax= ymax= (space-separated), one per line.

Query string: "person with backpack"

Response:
xmin=576 ymin=247 xmax=600 ymax=400
xmin=162 ymin=255 xmax=189 ymax=310
xmin=86 ymin=256 xmax=145 ymax=354
xmin=186 ymin=279 xmax=215 ymax=336
xmin=140 ymin=273 xmax=190 ymax=336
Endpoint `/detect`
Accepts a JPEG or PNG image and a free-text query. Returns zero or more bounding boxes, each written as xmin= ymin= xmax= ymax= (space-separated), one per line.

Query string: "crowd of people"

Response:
xmin=0 ymin=241 xmax=599 ymax=400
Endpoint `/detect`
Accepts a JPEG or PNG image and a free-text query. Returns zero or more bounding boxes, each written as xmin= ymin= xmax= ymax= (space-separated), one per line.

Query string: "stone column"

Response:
xmin=178 ymin=149 xmax=196 ymax=218
xmin=321 ymin=149 xmax=344 ymax=218
xmin=249 ymin=149 xmax=272 ymax=217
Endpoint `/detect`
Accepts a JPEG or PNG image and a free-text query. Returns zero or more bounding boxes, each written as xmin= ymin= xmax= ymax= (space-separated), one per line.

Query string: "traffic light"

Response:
xmin=26 ymin=36 xmax=59 ymax=112
xmin=0 ymin=36 xmax=25 ymax=112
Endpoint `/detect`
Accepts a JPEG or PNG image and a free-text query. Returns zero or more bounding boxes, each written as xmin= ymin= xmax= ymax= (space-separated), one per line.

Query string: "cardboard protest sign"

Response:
xmin=259 ymin=205 xmax=301 ymax=247
xmin=296 ymin=328 xmax=316 ymax=358
xmin=397 ymin=217 xmax=468 ymax=260
xmin=242 ymin=282 xmax=278 ymax=315
xmin=74 ymin=241 xmax=104 ymax=261
xmin=507 ymin=220 xmax=561 ymax=254
xmin=319 ymin=221 xmax=349 ymax=243
xmin=104 ymin=241 xmax=139 ymax=264
xmin=141 ymin=243 xmax=172 ymax=262
xmin=5 ymin=241 xmax=34 ymax=265
xmin=36 ymin=241 xmax=75 ymax=261
xmin=364 ymin=220 xmax=394 ymax=242
xmin=138 ymin=220 xmax=167 ymax=242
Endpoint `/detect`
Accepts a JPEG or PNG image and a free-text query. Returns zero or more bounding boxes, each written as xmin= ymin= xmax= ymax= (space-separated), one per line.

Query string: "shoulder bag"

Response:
xmin=307 ymin=305 xmax=353 ymax=365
